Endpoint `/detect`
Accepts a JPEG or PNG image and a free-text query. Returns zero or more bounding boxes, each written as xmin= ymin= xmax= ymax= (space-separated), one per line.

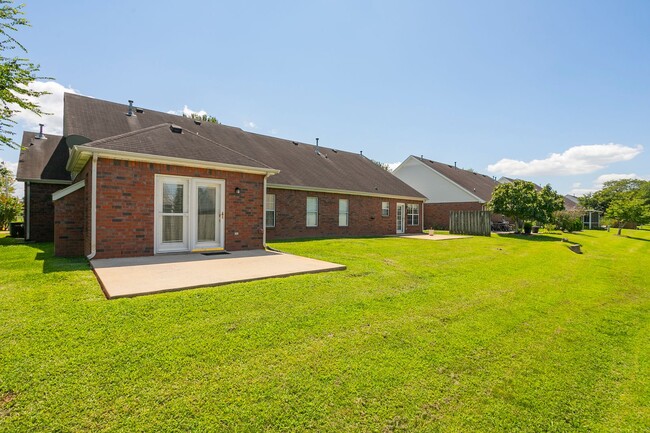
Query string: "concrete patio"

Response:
xmin=91 ymin=249 xmax=346 ymax=299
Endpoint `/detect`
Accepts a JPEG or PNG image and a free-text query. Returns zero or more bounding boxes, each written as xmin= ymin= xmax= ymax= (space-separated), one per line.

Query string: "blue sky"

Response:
xmin=3 ymin=0 xmax=649 ymax=197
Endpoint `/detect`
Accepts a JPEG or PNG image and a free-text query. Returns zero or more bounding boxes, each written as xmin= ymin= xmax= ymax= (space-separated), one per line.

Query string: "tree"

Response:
xmin=533 ymin=184 xmax=565 ymax=225
xmin=579 ymin=179 xmax=650 ymax=234
xmin=183 ymin=112 xmax=218 ymax=124
xmin=579 ymin=179 xmax=649 ymax=213
xmin=606 ymin=197 xmax=650 ymax=235
xmin=488 ymin=180 xmax=563 ymax=233
xmin=0 ymin=162 xmax=21 ymax=229
xmin=1 ymin=1 xmax=49 ymax=148
xmin=370 ymin=159 xmax=391 ymax=171
xmin=488 ymin=180 xmax=538 ymax=232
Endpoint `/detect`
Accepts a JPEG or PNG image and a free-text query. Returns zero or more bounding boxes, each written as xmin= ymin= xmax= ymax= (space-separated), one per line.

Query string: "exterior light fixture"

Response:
xmin=235 ymin=187 xmax=241 ymax=195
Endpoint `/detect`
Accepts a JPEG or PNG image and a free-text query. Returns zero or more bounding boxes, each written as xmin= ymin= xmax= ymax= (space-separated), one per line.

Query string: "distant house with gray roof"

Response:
xmin=393 ymin=156 xmax=505 ymax=229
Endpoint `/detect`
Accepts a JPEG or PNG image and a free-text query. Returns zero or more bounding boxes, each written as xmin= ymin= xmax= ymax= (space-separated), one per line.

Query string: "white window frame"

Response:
xmin=266 ymin=194 xmax=276 ymax=228
xmin=306 ymin=196 xmax=318 ymax=227
xmin=339 ymin=199 xmax=349 ymax=227
xmin=382 ymin=201 xmax=390 ymax=217
xmin=406 ymin=203 xmax=420 ymax=226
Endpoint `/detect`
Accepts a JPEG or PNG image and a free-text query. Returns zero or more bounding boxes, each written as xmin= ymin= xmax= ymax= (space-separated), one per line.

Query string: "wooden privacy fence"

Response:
xmin=449 ymin=210 xmax=491 ymax=236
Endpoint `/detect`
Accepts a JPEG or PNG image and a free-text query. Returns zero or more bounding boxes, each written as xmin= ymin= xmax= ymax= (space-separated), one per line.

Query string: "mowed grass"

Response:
xmin=0 ymin=230 xmax=648 ymax=432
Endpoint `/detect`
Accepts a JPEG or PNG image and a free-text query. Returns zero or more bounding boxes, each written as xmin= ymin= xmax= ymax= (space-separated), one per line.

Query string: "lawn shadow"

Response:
xmin=0 ymin=235 xmax=25 ymax=247
xmin=625 ymin=235 xmax=650 ymax=243
xmin=32 ymin=245 xmax=90 ymax=274
xmin=568 ymin=231 xmax=597 ymax=238
xmin=495 ymin=233 xmax=561 ymax=242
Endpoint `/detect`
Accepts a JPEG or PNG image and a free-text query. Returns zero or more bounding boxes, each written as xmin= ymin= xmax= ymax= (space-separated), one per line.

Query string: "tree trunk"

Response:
xmin=617 ymin=221 xmax=624 ymax=236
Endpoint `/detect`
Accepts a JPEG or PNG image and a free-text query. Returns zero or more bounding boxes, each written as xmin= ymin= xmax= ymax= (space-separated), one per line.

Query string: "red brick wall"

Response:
xmin=53 ymin=187 xmax=85 ymax=257
xmin=92 ymin=158 xmax=265 ymax=259
xmin=266 ymin=188 xmax=423 ymax=240
xmin=27 ymin=182 xmax=68 ymax=242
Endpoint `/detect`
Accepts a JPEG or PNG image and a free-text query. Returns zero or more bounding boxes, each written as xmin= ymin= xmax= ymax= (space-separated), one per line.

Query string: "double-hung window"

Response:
xmin=339 ymin=199 xmax=349 ymax=227
xmin=406 ymin=204 xmax=419 ymax=226
xmin=265 ymin=194 xmax=275 ymax=228
xmin=381 ymin=201 xmax=389 ymax=217
xmin=306 ymin=197 xmax=318 ymax=227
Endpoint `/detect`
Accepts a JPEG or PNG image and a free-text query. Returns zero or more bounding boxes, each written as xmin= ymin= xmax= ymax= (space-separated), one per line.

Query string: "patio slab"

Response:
xmin=91 ymin=249 xmax=346 ymax=299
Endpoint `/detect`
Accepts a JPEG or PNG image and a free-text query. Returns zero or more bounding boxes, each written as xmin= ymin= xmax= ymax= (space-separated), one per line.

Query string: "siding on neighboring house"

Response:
xmin=266 ymin=188 xmax=423 ymax=240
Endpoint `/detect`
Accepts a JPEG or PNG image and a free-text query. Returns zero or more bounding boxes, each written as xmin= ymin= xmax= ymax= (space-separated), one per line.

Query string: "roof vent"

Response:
xmin=135 ymin=107 xmax=144 ymax=114
xmin=126 ymin=100 xmax=135 ymax=116
xmin=315 ymin=137 xmax=319 ymax=154
xmin=170 ymin=124 xmax=183 ymax=134
xmin=331 ymin=148 xmax=338 ymax=153
xmin=292 ymin=141 xmax=299 ymax=146
xmin=194 ymin=119 xmax=202 ymax=125
xmin=35 ymin=123 xmax=47 ymax=140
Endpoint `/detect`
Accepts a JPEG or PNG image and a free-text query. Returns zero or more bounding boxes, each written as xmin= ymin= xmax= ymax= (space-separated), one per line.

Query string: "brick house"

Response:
xmin=17 ymin=94 xmax=425 ymax=259
xmin=16 ymin=131 xmax=71 ymax=242
xmin=393 ymin=155 xmax=504 ymax=230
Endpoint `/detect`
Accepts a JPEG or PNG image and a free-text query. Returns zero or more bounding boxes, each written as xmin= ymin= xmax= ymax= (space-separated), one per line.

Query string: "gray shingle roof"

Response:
xmin=16 ymin=132 xmax=71 ymax=182
xmin=64 ymin=94 xmax=425 ymax=199
xmin=414 ymin=156 xmax=499 ymax=202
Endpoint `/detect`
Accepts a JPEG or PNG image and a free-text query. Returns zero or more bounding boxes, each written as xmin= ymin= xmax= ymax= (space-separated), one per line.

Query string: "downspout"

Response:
xmin=87 ymin=155 xmax=98 ymax=260
xmin=262 ymin=173 xmax=271 ymax=248
xmin=25 ymin=181 xmax=30 ymax=240
xmin=421 ymin=201 xmax=424 ymax=233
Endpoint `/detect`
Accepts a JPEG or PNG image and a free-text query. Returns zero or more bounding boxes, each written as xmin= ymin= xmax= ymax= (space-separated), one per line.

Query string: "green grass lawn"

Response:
xmin=0 ymin=230 xmax=648 ymax=432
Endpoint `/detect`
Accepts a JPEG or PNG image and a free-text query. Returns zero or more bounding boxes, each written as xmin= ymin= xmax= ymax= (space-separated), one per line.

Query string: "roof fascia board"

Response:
xmin=70 ymin=146 xmax=280 ymax=176
xmin=268 ymin=183 xmax=425 ymax=201
xmin=414 ymin=158 xmax=485 ymax=203
xmin=16 ymin=178 xmax=72 ymax=185
xmin=52 ymin=180 xmax=85 ymax=201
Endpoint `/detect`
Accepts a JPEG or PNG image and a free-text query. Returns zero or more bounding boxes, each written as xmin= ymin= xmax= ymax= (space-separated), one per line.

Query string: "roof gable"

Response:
xmin=412 ymin=156 xmax=499 ymax=202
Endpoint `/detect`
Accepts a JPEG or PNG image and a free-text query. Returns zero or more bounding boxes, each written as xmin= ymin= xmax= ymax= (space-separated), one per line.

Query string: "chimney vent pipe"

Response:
xmin=35 ymin=124 xmax=46 ymax=139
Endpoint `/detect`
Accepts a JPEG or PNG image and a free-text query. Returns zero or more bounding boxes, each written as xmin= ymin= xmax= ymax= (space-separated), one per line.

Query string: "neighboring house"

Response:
xmin=564 ymin=195 xmax=602 ymax=229
xmin=17 ymin=94 xmax=425 ymax=259
xmin=392 ymin=156 xmax=503 ymax=230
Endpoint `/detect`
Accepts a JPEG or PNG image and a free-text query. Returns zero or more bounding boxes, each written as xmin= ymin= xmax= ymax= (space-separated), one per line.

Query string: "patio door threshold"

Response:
xmin=191 ymin=247 xmax=225 ymax=253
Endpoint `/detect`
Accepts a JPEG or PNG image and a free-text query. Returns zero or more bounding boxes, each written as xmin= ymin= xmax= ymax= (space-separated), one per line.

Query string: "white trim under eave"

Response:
xmin=267 ymin=183 xmax=426 ymax=202
xmin=68 ymin=146 xmax=280 ymax=177
xmin=16 ymin=178 xmax=72 ymax=185
xmin=52 ymin=180 xmax=86 ymax=201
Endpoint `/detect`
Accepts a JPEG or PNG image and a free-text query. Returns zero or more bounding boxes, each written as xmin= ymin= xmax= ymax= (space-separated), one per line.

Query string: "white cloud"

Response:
xmin=11 ymin=81 xmax=81 ymax=135
xmin=386 ymin=161 xmax=402 ymax=172
xmin=569 ymin=173 xmax=647 ymax=196
xmin=167 ymin=105 xmax=208 ymax=118
xmin=487 ymin=143 xmax=643 ymax=176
